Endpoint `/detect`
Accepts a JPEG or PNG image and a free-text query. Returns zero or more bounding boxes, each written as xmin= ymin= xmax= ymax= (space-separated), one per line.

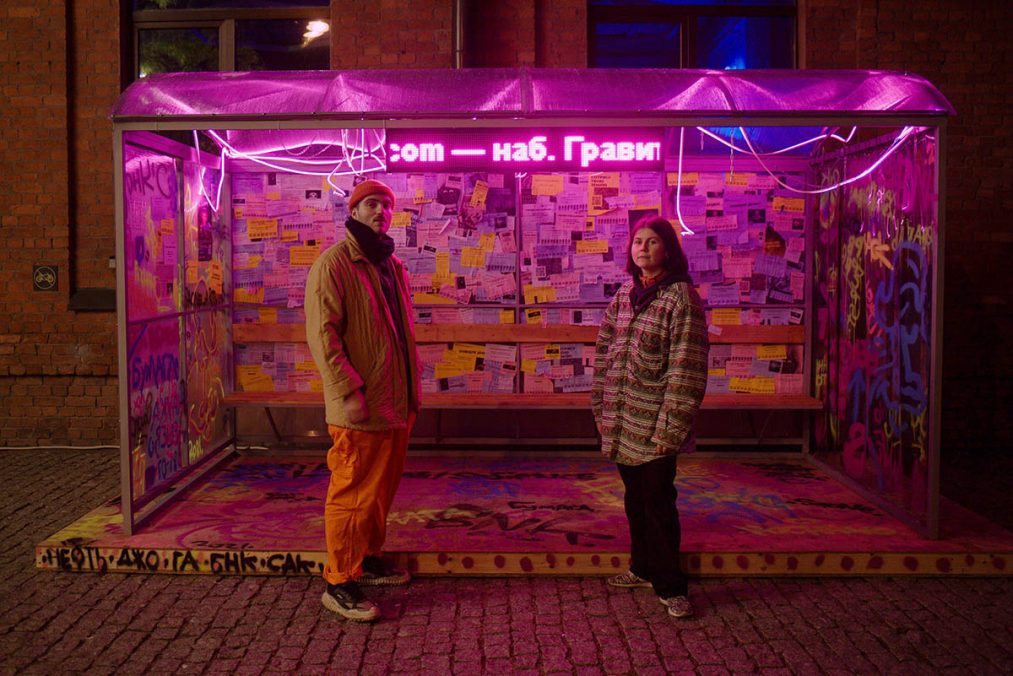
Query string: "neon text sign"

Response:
xmin=386 ymin=129 xmax=664 ymax=172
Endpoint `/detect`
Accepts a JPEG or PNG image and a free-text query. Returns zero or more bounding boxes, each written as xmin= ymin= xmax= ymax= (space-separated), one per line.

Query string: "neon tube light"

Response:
xmin=386 ymin=129 xmax=664 ymax=172
xmin=205 ymin=130 xmax=386 ymax=169
xmin=696 ymin=126 xmax=856 ymax=156
xmin=204 ymin=130 xmax=387 ymax=187
xmin=673 ymin=126 xmax=694 ymax=236
xmin=192 ymin=130 xmax=225 ymax=213
xmin=737 ymin=125 xmax=916 ymax=195
xmin=210 ymin=129 xmax=386 ymax=161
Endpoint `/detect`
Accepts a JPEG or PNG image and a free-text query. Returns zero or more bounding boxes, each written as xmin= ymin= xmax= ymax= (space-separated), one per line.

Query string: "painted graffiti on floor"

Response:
xmin=36 ymin=455 xmax=1012 ymax=576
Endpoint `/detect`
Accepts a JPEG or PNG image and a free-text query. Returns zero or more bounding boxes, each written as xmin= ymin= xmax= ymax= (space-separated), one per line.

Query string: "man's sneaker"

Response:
xmin=322 ymin=580 xmax=379 ymax=622
xmin=359 ymin=555 xmax=411 ymax=586
xmin=607 ymin=570 xmax=652 ymax=588
xmin=660 ymin=595 xmax=694 ymax=618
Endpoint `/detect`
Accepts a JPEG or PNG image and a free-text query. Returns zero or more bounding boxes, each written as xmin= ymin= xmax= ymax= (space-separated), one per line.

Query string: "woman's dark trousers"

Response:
xmin=617 ymin=454 xmax=688 ymax=598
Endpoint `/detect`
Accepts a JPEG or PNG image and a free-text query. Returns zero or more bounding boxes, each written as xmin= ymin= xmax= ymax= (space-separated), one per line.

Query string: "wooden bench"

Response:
xmin=226 ymin=322 xmax=821 ymax=449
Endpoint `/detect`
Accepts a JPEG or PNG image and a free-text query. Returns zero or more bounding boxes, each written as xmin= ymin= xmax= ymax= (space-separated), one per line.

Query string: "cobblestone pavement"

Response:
xmin=1 ymin=449 xmax=1010 ymax=675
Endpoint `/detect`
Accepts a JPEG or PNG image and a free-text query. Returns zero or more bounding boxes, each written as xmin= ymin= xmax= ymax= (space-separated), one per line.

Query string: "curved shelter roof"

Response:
xmin=112 ymin=68 xmax=954 ymax=123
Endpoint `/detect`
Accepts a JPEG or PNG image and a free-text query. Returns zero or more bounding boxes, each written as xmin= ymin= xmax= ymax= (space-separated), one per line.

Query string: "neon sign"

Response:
xmin=386 ymin=129 xmax=664 ymax=172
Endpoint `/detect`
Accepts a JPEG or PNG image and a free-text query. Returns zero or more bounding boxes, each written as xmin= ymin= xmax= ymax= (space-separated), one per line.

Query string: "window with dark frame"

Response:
xmin=588 ymin=0 xmax=797 ymax=69
xmin=128 ymin=1 xmax=330 ymax=83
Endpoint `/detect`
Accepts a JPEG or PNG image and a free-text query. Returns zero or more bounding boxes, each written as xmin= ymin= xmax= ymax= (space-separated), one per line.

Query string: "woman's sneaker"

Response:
xmin=322 ymin=580 xmax=379 ymax=622
xmin=660 ymin=595 xmax=694 ymax=618
xmin=359 ymin=555 xmax=411 ymax=586
xmin=607 ymin=570 xmax=652 ymax=588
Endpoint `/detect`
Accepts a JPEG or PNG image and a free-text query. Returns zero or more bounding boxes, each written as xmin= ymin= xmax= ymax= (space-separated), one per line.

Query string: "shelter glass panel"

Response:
xmin=124 ymin=144 xmax=181 ymax=320
xmin=184 ymin=310 xmax=233 ymax=466
xmin=811 ymin=127 xmax=938 ymax=523
xmin=126 ymin=315 xmax=185 ymax=504
xmin=183 ymin=159 xmax=230 ymax=308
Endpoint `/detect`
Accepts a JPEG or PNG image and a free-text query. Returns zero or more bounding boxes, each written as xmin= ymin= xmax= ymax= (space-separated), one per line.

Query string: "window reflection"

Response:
xmin=236 ymin=19 xmax=330 ymax=71
xmin=138 ymin=28 xmax=219 ymax=78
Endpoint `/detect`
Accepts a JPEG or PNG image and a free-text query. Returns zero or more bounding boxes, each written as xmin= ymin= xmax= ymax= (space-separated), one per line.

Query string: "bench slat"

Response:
xmin=415 ymin=324 xmax=600 ymax=343
xmin=223 ymin=391 xmax=821 ymax=411
xmin=710 ymin=324 xmax=804 ymax=344
xmin=232 ymin=322 xmax=804 ymax=345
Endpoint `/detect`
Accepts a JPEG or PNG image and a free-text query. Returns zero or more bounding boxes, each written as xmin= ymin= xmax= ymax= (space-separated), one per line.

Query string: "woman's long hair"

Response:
xmin=624 ymin=215 xmax=690 ymax=278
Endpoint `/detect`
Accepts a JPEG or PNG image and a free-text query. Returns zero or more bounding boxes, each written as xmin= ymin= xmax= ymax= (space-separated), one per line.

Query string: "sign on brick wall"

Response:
xmin=33 ymin=265 xmax=58 ymax=291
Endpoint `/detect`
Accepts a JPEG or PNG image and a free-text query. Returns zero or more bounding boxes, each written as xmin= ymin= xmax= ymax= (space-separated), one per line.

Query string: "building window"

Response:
xmin=129 ymin=2 xmax=330 ymax=81
xmin=138 ymin=27 xmax=220 ymax=76
xmin=588 ymin=1 xmax=797 ymax=69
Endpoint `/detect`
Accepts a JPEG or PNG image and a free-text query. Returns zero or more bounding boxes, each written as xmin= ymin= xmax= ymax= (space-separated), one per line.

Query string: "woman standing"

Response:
xmin=592 ymin=215 xmax=709 ymax=618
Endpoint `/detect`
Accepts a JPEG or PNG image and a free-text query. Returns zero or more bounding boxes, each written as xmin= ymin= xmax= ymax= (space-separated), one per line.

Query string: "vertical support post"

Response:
xmin=803 ymin=180 xmax=817 ymax=457
xmin=114 ymin=128 xmax=134 ymax=535
xmin=927 ymin=123 xmax=946 ymax=539
xmin=514 ymin=171 xmax=524 ymax=394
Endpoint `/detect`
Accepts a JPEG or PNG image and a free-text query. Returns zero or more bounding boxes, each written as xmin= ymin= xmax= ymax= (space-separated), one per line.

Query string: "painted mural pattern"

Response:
xmin=124 ymin=145 xmax=179 ymax=318
xmin=185 ymin=311 xmax=232 ymax=466
xmin=183 ymin=160 xmax=229 ymax=309
xmin=182 ymin=158 xmax=232 ymax=466
xmin=813 ymin=131 xmax=937 ymax=523
xmin=124 ymin=140 xmax=233 ymax=504
xmin=125 ymin=143 xmax=183 ymax=502
xmin=127 ymin=318 xmax=183 ymax=500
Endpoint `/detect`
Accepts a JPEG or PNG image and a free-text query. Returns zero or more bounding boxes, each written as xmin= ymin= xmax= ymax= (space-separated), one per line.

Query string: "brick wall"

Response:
xmin=538 ymin=0 xmax=588 ymax=68
xmin=3 ymin=0 xmax=1009 ymax=454
xmin=465 ymin=0 xmax=537 ymax=67
xmin=806 ymin=0 xmax=1013 ymax=453
xmin=330 ymin=0 xmax=453 ymax=68
xmin=0 ymin=0 xmax=119 ymax=447
xmin=71 ymin=0 xmax=118 ymax=289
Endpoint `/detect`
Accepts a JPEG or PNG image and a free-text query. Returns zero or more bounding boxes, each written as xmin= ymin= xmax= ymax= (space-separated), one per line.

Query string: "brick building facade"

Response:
xmin=1 ymin=0 xmax=1010 ymax=455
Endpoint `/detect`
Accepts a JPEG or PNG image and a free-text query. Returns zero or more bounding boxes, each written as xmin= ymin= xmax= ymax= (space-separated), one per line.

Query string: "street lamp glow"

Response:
xmin=303 ymin=20 xmax=330 ymax=41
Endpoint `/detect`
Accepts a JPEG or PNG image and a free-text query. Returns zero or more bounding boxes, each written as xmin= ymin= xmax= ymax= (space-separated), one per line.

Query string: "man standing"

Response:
xmin=305 ymin=178 xmax=419 ymax=622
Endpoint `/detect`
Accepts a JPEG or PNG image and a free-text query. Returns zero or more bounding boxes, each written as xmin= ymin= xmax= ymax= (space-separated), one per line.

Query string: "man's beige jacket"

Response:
xmin=305 ymin=233 xmax=420 ymax=430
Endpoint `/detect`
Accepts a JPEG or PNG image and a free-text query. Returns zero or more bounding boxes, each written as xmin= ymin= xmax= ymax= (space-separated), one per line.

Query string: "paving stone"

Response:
xmin=697 ymin=666 xmax=733 ymax=676
xmin=4 ymin=449 xmax=1013 ymax=672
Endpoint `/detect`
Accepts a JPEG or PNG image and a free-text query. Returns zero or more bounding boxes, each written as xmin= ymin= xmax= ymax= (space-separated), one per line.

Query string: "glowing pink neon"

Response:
xmin=192 ymin=130 xmax=225 ymax=213
xmin=204 ymin=130 xmax=387 ymax=194
xmin=696 ymin=126 xmax=857 ymax=156
xmin=736 ymin=125 xmax=917 ymax=195
xmin=674 ymin=126 xmax=694 ymax=236
xmin=386 ymin=129 xmax=664 ymax=171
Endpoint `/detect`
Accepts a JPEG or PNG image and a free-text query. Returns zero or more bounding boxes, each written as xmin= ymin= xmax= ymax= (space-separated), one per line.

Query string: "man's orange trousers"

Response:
xmin=322 ymin=418 xmax=412 ymax=585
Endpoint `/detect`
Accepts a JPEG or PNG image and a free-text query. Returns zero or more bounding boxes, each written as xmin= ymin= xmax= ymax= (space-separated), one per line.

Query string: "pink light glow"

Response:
xmin=673 ymin=126 xmax=695 ymax=237
xmin=696 ymin=126 xmax=857 ymax=156
xmin=737 ymin=125 xmax=917 ymax=195
xmin=218 ymin=129 xmax=386 ymax=161
xmin=386 ymin=129 xmax=664 ymax=171
xmin=203 ymin=130 xmax=387 ymax=195
xmin=192 ymin=130 xmax=225 ymax=213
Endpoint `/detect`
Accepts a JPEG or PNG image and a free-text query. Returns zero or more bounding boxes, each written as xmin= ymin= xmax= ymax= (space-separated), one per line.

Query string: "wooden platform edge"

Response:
xmin=35 ymin=543 xmax=1012 ymax=577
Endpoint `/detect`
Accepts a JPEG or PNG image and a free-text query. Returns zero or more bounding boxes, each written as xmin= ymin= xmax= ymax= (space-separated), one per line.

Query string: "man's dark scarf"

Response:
xmin=345 ymin=215 xmax=412 ymax=395
xmin=346 ymin=216 xmax=396 ymax=264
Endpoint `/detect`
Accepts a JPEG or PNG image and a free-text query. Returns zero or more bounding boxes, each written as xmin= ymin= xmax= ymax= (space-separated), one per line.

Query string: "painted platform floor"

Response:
xmin=36 ymin=453 xmax=1012 ymax=577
